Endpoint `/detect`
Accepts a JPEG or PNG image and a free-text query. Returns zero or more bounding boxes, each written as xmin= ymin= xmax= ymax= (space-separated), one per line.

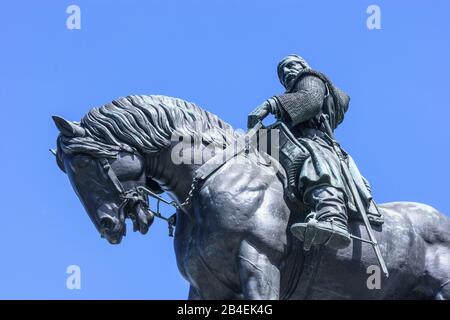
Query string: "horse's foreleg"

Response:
xmin=237 ymin=239 xmax=281 ymax=300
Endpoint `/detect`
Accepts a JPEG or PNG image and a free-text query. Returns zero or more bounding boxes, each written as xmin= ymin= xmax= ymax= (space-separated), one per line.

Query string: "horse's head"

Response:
xmin=52 ymin=115 xmax=156 ymax=244
xmin=52 ymin=95 xmax=238 ymax=244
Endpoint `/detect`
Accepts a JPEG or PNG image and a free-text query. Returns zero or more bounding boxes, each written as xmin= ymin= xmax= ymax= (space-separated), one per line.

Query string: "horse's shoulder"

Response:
xmin=200 ymin=154 xmax=284 ymax=203
xmin=196 ymin=155 xmax=290 ymax=252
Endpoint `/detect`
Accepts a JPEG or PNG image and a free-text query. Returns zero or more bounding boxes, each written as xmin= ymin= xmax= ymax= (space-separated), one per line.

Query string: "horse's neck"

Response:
xmin=145 ymin=145 xmax=208 ymax=207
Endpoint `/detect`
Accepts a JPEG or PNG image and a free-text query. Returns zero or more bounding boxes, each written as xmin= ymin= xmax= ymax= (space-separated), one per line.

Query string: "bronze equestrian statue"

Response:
xmin=52 ymin=58 xmax=450 ymax=299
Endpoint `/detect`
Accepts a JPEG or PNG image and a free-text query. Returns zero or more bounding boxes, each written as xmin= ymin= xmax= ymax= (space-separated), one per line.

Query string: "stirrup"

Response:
xmin=290 ymin=212 xmax=318 ymax=251
xmin=291 ymin=215 xmax=351 ymax=251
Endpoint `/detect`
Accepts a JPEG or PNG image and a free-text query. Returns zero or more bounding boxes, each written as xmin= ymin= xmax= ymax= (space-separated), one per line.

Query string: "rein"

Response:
xmin=137 ymin=186 xmax=178 ymax=237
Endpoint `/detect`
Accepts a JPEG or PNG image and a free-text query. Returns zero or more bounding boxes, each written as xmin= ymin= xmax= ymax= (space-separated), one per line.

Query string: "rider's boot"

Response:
xmin=290 ymin=185 xmax=351 ymax=251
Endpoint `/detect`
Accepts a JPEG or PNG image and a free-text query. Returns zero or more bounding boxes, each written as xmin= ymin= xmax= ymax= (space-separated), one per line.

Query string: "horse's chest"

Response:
xmin=174 ymin=225 xmax=209 ymax=287
xmin=180 ymin=240 xmax=205 ymax=284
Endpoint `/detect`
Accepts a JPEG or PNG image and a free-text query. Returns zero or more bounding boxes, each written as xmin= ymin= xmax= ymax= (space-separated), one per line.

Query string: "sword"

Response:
xmin=320 ymin=114 xmax=389 ymax=278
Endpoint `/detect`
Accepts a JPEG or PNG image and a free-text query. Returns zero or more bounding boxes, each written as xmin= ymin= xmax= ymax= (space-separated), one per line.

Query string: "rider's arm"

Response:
xmin=272 ymin=75 xmax=326 ymax=126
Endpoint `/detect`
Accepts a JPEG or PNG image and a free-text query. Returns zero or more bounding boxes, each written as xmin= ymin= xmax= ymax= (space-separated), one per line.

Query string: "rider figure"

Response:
xmin=248 ymin=54 xmax=379 ymax=250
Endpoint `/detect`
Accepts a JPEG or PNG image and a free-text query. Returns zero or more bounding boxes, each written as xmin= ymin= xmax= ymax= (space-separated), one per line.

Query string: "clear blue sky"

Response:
xmin=0 ymin=0 xmax=449 ymax=299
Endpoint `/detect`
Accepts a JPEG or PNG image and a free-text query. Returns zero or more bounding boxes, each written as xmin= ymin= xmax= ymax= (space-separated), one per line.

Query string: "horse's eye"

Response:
xmin=74 ymin=155 xmax=91 ymax=169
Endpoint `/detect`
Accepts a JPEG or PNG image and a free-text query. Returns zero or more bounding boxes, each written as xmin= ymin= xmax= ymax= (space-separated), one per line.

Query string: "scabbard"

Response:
xmin=320 ymin=115 xmax=389 ymax=277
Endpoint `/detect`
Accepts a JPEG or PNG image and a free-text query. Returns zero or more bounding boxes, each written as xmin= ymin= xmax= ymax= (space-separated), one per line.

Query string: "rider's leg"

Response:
xmin=291 ymin=184 xmax=351 ymax=250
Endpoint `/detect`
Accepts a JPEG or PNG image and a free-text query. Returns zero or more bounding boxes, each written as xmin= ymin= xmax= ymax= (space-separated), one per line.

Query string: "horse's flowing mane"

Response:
xmin=56 ymin=95 xmax=240 ymax=169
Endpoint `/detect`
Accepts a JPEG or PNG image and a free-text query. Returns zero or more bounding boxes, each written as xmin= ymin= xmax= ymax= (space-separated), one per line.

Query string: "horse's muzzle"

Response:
xmin=97 ymin=207 xmax=126 ymax=244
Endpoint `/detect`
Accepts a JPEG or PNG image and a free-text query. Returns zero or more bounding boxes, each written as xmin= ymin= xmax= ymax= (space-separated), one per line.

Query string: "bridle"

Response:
xmin=98 ymin=158 xmax=177 ymax=237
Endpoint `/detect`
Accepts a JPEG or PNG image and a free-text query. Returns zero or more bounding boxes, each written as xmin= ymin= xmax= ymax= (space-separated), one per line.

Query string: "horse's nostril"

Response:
xmin=100 ymin=216 xmax=115 ymax=230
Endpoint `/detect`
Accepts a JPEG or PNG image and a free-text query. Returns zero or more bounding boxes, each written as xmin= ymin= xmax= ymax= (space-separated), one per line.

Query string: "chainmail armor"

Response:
xmin=274 ymin=69 xmax=349 ymax=130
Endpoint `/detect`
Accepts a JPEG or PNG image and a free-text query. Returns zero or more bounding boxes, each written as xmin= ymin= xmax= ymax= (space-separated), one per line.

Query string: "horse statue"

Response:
xmin=52 ymin=95 xmax=450 ymax=299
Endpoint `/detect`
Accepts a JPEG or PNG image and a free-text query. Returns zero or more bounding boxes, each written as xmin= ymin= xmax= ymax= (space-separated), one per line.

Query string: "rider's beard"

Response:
xmin=284 ymin=71 xmax=299 ymax=91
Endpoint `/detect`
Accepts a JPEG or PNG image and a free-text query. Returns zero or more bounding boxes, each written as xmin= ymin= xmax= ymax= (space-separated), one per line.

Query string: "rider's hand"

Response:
xmin=247 ymin=101 xmax=271 ymax=129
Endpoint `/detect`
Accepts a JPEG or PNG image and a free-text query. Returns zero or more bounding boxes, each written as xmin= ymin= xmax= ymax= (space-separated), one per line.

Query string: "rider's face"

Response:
xmin=281 ymin=60 xmax=304 ymax=89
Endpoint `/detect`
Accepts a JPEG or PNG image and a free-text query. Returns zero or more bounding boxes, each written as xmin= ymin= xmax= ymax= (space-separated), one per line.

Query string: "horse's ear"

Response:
xmin=52 ymin=115 xmax=85 ymax=137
